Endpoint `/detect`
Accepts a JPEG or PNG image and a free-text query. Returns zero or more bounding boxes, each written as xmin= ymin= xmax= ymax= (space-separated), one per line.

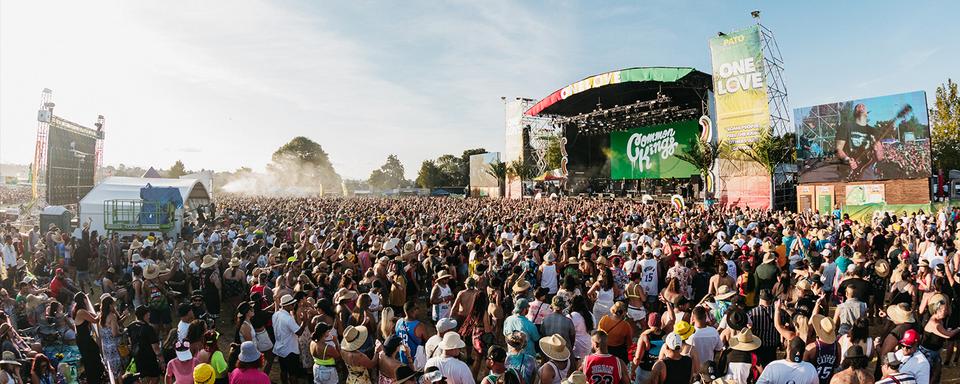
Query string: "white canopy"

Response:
xmin=79 ymin=176 xmax=211 ymax=236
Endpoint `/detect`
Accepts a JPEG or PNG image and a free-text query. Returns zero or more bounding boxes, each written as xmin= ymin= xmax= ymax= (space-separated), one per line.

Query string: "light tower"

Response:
xmin=32 ymin=88 xmax=54 ymax=202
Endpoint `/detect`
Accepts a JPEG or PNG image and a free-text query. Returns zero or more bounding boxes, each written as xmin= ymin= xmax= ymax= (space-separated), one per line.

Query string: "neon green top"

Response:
xmin=211 ymin=351 xmax=228 ymax=378
xmin=314 ymin=344 xmax=335 ymax=366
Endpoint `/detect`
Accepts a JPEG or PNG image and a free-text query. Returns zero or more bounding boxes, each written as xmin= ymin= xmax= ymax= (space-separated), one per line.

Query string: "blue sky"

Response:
xmin=1 ymin=0 xmax=957 ymax=179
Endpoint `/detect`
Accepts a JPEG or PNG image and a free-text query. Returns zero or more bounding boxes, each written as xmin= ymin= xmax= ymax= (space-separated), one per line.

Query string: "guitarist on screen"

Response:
xmin=836 ymin=103 xmax=883 ymax=180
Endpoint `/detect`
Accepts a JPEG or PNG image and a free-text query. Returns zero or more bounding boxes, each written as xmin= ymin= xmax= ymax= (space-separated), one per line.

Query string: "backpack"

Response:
xmin=124 ymin=322 xmax=143 ymax=357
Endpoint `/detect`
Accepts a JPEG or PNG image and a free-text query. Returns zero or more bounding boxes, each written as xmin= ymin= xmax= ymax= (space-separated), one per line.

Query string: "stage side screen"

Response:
xmin=46 ymin=122 xmax=98 ymax=205
xmin=795 ymin=91 xmax=930 ymax=183
xmin=609 ymin=120 xmax=699 ymax=180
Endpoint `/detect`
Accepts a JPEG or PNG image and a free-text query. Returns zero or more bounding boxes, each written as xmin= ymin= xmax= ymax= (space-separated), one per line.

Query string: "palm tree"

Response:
xmin=485 ymin=160 xmax=508 ymax=198
xmin=736 ymin=128 xmax=796 ymax=208
xmin=675 ymin=138 xmax=724 ymax=200
xmin=508 ymin=159 xmax=538 ymax=197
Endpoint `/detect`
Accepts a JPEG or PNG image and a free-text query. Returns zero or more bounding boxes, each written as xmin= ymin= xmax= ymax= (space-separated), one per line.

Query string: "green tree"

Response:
xmin=270 ymin=136 xmax=342 ymax=194
xmin=416 ymin=160 xmax=446 ymax=188
xmin=167 ymin=160 xmax=188 ymax=178
xmin=485 ymin=160 xmax=508 ymax=198
xmin=675 ymin=138 xmax=723 ymax=197
xmin=737 ymin=128 xmax=796 ymax=207
xmin=368 ymin=154 xmax=406 ymax=190
xmin=507 ymin=158 xmax=539 ymax=197
xmin=544 ymin=137 xmax=563 ymax=170
xmin=932 ymin=79 xmax=960 ymax=171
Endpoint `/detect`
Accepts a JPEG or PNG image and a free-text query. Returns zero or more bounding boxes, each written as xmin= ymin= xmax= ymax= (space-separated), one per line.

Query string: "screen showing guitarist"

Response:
xmin=836 ymin=103 xmax=883 ymax=180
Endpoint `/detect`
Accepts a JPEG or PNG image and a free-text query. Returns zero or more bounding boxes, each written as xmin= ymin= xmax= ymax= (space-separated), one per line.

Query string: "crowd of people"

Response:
xmin=0 ymin=196 xmax=959 ymax=384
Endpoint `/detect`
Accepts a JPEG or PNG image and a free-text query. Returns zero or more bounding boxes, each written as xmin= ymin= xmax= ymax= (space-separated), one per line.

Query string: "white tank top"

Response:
xmin=546 ymin=360 xmax=571 ymax=384
xmin=596 ymin=287 xmax=614 ymax=305
xmin=639 ymin=258 xmax=659 ymax=296
xmin=432 ymin=285 xmax=452 ymax=320
xmin=541 ymin=264 xmax=559 ymax=294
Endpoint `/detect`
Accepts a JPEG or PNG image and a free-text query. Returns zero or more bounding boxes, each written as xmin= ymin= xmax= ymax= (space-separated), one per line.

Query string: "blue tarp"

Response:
xmin=140 ymin=184 xmax=183 ymax=208
xmin=139 ymin=184 xmax=181 ymax=225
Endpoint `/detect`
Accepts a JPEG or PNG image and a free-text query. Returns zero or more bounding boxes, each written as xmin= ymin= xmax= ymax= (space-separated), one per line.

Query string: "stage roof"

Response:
xmin=525 ymin=67 xmax=711 ymax=117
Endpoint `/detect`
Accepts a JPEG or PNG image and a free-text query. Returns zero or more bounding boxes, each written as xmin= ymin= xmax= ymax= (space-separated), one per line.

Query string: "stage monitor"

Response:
xmin=609 ymin=120 xmax=699 ymax=180
xmin=46 ymin=117 xmax=98 ymax=205
xmin=795 ymin=91 xmax=930 ymax=183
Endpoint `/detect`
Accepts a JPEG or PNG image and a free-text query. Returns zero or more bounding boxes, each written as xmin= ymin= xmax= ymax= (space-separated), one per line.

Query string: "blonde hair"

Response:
xmin=379 ymin=307 xmax=396 ymax=340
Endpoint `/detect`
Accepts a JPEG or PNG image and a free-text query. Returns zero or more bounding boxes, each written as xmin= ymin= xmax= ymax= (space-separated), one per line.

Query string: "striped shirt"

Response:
xmin=748 ymin=304 xmax=779 ymax=348
xmin=876 ymin=373 xmax=917 ymax=384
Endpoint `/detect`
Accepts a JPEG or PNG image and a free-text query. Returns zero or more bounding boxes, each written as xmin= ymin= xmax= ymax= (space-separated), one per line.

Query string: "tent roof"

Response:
xmin=141 ymin=167 xmax=162 ymax=178
xmin=525 ymin=67 xmax=711 ymax=117
xmin=80 ymin=176 xmax=210 ymax=208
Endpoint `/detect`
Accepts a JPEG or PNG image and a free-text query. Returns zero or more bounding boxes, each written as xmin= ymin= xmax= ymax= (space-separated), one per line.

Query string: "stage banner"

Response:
xmin=845 ymin=184 xmax=886 ymax=206
xmin=794 ymin=91 xmax=930 ymax=183
xmin=709 ymin=25 xmax=769 ymax=152
xmin=609 ymin=120 xmax=699 ymax=180
xmin=709 ymin=25 xmax=772 ymax=208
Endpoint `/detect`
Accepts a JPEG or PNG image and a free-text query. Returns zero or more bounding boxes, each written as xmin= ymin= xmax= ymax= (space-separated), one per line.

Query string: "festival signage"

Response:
xmin=845 ymin=184 xmax=885 ymax=206
xmin=709 ymin=25 xmax=770 ymax=152
xmin=708 ymin=25 xmax=772 ymax=208
xmin=794 ymin=91 xmax=930 ymax=183
xmin=609 ymin=120 xmax=698 ymax=180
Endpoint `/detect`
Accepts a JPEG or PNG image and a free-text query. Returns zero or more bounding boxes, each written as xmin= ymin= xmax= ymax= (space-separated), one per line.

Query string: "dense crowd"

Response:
xmin=1 ymin=196 xmax=959 ymax=384
xmin=0 ymin=186 xmax=31 ymax=207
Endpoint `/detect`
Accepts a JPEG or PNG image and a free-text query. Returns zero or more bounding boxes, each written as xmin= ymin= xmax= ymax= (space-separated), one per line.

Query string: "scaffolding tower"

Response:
xmin=755 ymin=15 xmax=791 ymax=136
xmin=32 ymin=89 xmax=53 ymax=202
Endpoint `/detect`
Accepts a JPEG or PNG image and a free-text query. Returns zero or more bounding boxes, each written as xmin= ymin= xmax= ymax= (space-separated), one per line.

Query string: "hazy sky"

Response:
xmin=1 ymin=1 xmax=957 ymax=179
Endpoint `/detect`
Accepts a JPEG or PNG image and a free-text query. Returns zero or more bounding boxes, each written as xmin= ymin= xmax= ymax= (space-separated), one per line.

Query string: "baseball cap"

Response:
xmin=665 ymin=332 xmax=683 ymax=350
xmin=899 ymin=329 xmax=920 ymax=347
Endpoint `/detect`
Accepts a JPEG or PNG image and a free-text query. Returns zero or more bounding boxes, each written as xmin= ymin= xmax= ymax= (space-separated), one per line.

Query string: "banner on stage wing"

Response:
xmin=709 ymin=25 xmax=772 ymax=208
xmin=709 ymin=25 xmax=770 ymax=153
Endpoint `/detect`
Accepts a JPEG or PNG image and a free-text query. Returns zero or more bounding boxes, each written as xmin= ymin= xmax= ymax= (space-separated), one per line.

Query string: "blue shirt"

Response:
xmin=503 ymin=314 xmax=540 ymax=356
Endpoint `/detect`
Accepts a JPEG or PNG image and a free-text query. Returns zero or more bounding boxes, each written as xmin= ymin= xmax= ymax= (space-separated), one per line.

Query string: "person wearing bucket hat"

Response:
xmin=537 ymin=334 xmax=571 ymax=384
xmin=230 ymin=341 xmax=270 ymax=384
xmin=424 ymin=333 xmax=473 ymax=384
xmin=193 ymin=363 xmax=216 ymax=384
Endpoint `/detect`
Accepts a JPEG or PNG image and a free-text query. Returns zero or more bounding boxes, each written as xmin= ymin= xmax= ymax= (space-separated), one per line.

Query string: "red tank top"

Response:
xmin=583 ymin=354 xmax=621 ymax=384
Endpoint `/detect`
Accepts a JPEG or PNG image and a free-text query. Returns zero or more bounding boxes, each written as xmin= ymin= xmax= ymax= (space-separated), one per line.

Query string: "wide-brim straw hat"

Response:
xmin=874 ymin=258 xmax=891 ymax=278
xmin=279 ymin=294 xmax=298 ymax=307
xmin=383 ymin=238 xmax=400 ymax=251
xmin=200 ymin=255 xmax=219 ymax=269
xmin=562 ymin=371 xmax=587 ymax=384
xmin=539 ymin=334 xmax=571 ymax=361
xmin=851 ymin=252 xmax=867 ymax=264
xmin=229 ymin=257 xmax=241 ymax=267
xmin=886 ymin=303 xmax=915 ymax=323
xmin=143 ymin=264 xmax=161 ymax=280
xmin=437 ymin=271 xmax=453 ymax=281
xmin=512 ymin=280 xmax=531 ymax=293
xmin=580 ymin=241 xmax=596 ymax=252
xmin=730 ymin=328 xmax=762 ymax=351
xmin=601 ymin=238 xmax=614 ymax=248
xmin=130 ymin=240 xmax=143 ymax=250
xmin=715 ymin=285 xmax=736 ymax=300
xmin=812 ymin=314 xmax=838 ymax=344
xmin=341 ymin=325 xmax=369 ymax=352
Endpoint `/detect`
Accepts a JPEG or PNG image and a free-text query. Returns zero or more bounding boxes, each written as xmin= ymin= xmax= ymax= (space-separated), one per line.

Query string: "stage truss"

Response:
xmin=515 ymin=98 xmax=560 ymax=176
xmin=757 ymin=20 xmax=791 ymax=136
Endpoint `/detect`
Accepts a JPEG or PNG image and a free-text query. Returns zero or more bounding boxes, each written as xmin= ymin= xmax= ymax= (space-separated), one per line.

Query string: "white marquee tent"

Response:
xmin=79 ymin=176 xmax=211 ymax=236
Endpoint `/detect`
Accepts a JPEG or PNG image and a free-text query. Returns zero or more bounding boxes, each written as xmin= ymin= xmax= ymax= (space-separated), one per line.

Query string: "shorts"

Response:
xmin=77 ymin=271 xmax=90 ymax=282
xmin=627 ymin=305 xmax=647 ymax=322
xmin=313 ymin=365 xmax=338 ymax=384
xmin=279 ymin=352 xmax=302 ymax=376
xmin=634 ymin=368 xmax=652 ymax=384
xmin=149 ymin=306 xmax=172 ymax=325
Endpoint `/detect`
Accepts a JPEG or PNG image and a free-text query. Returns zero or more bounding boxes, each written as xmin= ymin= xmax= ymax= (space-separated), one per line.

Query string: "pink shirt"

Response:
xmin=165 ymin=359 xmax=197 ymax=384
xmin=229 ymin=367 xmax=271 ymax=384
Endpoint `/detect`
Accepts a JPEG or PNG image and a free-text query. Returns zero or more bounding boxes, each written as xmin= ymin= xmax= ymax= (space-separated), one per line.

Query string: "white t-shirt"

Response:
xmin=177 ymin=320 xmax=191 ymax=343
xmin=425 ymin=356 xmax=476 ymax=384
xmin=687 ymin=326 xmax=723 ymax=364
xmin=271 ymin=309 xmax=302 ymax=357
xmin=424 ymin=334 xmax=445 ymax=359
xmin=756 ymin=360 xmax=818 ymax=384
